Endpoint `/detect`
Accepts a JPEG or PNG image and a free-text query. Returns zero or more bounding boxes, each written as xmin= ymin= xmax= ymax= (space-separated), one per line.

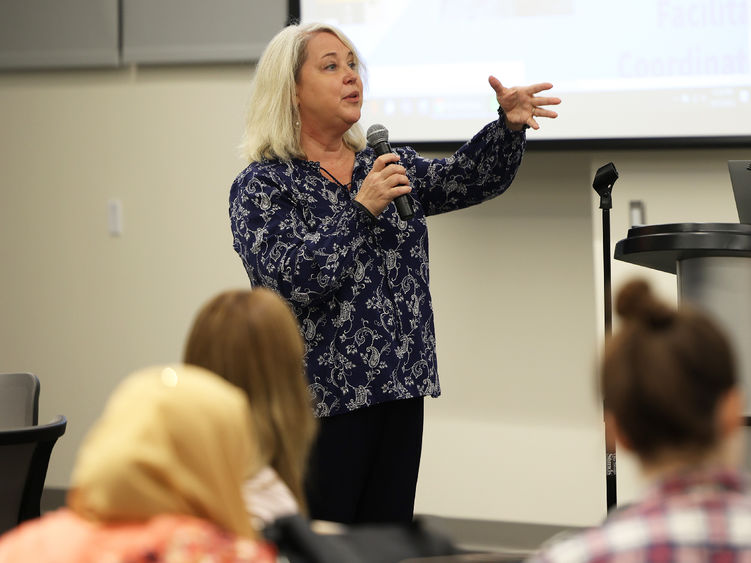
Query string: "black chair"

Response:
xmin=0 ymin=415 xmax=67 ymax=535
xmin=0 ymin=372 xmax=40 ymax=427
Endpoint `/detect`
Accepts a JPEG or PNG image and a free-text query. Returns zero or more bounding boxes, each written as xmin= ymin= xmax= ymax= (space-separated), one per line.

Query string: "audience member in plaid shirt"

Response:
xmin=529 ymin=278 xmax=751 ymax=562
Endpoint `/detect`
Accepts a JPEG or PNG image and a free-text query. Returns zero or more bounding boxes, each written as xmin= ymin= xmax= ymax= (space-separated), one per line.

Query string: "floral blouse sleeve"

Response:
xmin=230 ymin=161 xmax=376 ymax=308
xmin=401 ymin=110 xmax=526 ymax=216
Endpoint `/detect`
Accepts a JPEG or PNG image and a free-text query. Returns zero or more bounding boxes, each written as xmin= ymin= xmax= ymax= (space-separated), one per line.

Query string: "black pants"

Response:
xmin=305 ymin=397 xmax=424 ymax=525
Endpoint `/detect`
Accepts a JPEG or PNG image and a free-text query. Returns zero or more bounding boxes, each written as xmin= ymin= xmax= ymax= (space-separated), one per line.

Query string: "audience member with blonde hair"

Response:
xmin=184 ymin=287 xmax=317 ymax=529
xmin=0 ymin=364 xmax=276 ymax=562
xmin=529 ymin=278 xmax=751 ymax=562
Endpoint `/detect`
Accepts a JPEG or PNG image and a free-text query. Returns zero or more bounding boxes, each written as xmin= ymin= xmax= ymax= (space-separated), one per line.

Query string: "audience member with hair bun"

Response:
xmin=529 ymin=278 xmax=751 ymax=562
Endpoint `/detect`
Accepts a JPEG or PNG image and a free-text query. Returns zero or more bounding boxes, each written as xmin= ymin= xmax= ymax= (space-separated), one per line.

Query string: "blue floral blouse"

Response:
xmin=230 ymin=113 xmax=526 ymax=417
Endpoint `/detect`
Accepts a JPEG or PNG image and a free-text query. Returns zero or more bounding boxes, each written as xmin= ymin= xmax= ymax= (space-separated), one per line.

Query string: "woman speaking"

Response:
xmin=229 ymin=21 xmax=560 ymax=525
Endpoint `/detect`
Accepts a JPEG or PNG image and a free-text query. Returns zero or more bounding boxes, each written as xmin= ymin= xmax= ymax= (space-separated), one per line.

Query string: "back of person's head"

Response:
xmin=239 ymin=21 xmax=366 ymax=163
xmin=183 ymin=287 xmax=317 ymax=512
xmin=67 ymin=364 xmax=257 ymax=539
xmin=602 ymin=278 xmax=738 ymax=464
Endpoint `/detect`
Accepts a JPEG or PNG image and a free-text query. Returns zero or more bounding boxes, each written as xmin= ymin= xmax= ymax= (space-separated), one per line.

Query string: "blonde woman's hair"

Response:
xmin=184 ymin=288 xmax=317 ymax=513
xmin=69 ymin=364 xmax=258 ymax=539
xmin=239 ymin=22 xmax=367 ymax=163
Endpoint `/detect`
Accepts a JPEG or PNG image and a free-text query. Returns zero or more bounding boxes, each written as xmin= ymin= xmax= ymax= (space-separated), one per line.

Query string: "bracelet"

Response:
xmin=353 ymin=200 xmax=378 ymax=224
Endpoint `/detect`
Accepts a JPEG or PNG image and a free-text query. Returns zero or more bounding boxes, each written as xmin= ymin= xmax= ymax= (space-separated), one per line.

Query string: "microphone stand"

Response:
xmin=592 ymin=162 xmax=619 ymax=511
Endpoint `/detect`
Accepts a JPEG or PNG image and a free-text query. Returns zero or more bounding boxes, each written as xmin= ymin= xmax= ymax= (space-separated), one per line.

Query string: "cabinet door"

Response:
xmin=0 ymin=0 xmax=119 ymax=70
xmin=121 ymin=0 xmax=288 ymax=65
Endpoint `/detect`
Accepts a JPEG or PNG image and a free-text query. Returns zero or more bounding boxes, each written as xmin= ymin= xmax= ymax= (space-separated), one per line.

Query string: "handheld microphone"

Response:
xmin=366 ymin=124 xmax=414 ymax=220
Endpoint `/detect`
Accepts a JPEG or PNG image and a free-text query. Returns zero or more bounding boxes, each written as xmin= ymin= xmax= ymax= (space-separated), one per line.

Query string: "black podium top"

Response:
xmin=614 ymin=223 xmax=751 ymax=274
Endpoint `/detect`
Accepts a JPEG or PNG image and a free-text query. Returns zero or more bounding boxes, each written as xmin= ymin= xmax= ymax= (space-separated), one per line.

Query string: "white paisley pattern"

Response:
xmin=230 ymin=111 xmax=525 ymax=417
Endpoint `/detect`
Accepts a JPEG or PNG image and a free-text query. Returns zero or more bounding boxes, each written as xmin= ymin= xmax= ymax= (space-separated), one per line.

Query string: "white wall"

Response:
xmin=0 ymin=64 xmax=254 ymax=485
xmin=1 ymin=65 xmax=748 ymax=528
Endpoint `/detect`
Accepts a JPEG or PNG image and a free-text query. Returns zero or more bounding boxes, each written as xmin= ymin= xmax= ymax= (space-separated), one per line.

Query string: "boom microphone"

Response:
xmin=366 ymin=124 xmax=414 ymax=220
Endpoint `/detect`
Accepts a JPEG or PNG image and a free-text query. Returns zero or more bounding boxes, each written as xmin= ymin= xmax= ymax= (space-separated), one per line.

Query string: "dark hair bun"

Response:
xmin=616 ymin=278 xmax=674 ymax=327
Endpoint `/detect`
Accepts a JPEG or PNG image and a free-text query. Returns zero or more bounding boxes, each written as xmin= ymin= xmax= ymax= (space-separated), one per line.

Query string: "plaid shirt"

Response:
xmin=529 ymin=469 xmax=751 ymax=563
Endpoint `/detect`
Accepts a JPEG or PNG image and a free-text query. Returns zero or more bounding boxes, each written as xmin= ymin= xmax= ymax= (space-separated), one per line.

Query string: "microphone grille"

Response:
xmin=366 ymin=124 xmax=389 ymax=147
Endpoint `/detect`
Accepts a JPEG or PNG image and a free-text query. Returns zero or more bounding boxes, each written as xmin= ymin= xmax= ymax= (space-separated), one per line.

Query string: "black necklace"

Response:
xmin=319 ymin=165 xmax=352 ymax=191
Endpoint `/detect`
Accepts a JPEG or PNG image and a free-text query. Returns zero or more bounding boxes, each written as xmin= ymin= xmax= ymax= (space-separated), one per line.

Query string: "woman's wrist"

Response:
xmin=498 ymin=106 xmax=529 ymax=132
xmin=353 ymin=200 xmax=378 ymax=223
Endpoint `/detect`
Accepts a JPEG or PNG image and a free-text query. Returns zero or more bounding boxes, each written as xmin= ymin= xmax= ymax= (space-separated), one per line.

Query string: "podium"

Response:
xmin=614 ymin=222 xmax=751 ymax=423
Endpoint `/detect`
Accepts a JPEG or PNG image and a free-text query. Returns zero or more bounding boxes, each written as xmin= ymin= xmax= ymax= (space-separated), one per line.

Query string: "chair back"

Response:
xmin=0 ymin=372 xmax=40 ymax=427
xmin=0 ymin=415 xmax=67 ymax=534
